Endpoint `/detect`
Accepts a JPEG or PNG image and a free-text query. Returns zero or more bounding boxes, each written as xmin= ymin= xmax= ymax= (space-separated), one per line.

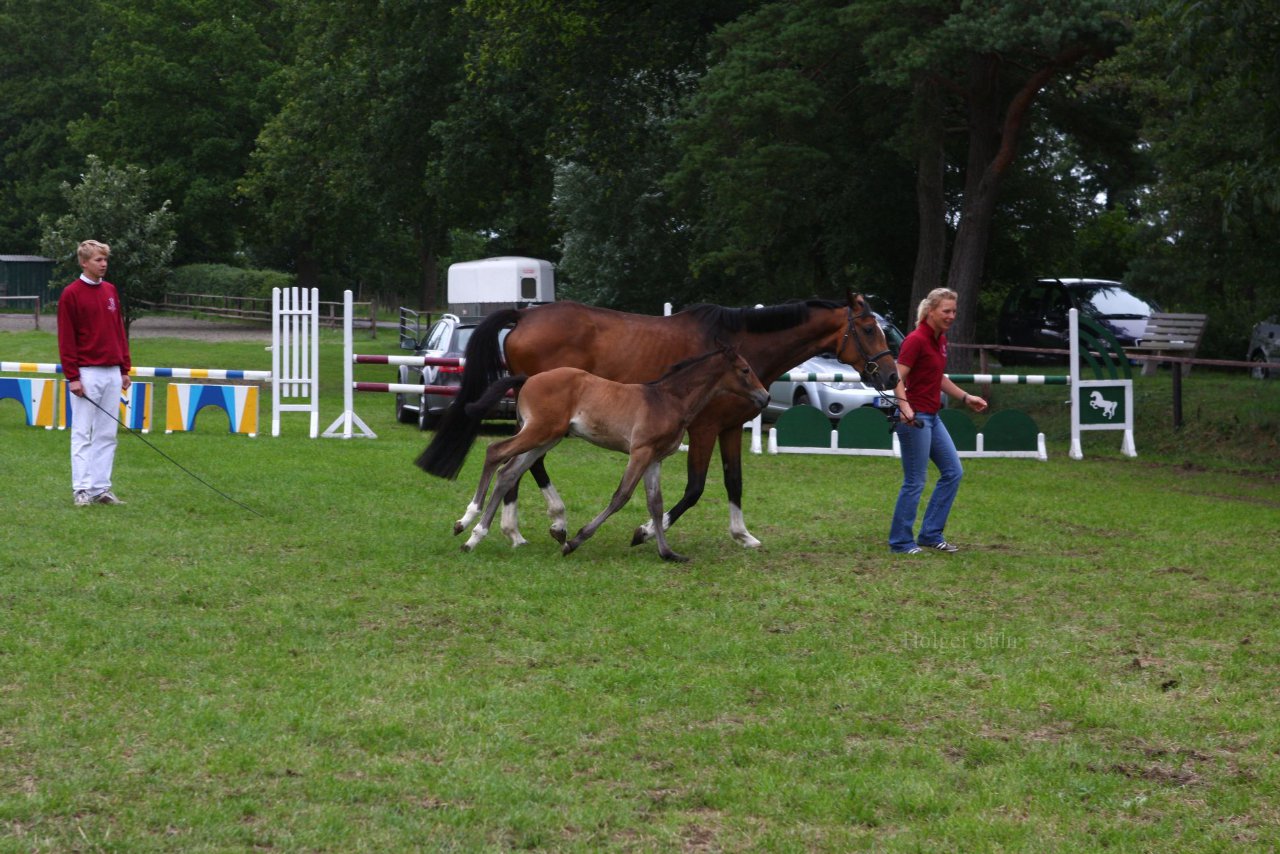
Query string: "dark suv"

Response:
xmin=394 ymin=311 xmax=514 ymax=429
xmin=997 ymin=278 xmax=1157 ymax=362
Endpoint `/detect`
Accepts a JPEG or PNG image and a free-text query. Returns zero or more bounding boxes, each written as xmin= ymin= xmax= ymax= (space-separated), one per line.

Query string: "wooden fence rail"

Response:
xmin=141 ymin=292 xmax=378 ymax=337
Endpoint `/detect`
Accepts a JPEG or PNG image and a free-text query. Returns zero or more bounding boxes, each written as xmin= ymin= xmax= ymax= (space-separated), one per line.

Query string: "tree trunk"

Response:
xmin=416 ymin=222 xmax=440 ymax=310
xmin=295 ymin=246 xmax=320 ymax=291
xmin=941 ymin=49 xmax=1088 ymax=370
xmin=910 ymin=79 xmax=949 ymax=330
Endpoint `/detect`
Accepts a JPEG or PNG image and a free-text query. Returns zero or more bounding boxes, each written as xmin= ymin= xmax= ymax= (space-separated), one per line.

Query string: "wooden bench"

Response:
xmin=1131 ymin=312 xmax=1209 ymax=376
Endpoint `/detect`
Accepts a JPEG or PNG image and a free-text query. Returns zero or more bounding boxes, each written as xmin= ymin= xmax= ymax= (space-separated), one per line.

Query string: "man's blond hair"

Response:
xmin=77 ymin=240 xmax=111 ymax=261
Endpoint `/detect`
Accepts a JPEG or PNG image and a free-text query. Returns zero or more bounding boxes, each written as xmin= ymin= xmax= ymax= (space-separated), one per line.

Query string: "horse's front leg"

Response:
xmin=642 ymin=460 xmax=687 ymax=563
xmin=716 ymin=427 xmax=760 ymax=548
xmin=564 ymin=454 xmax=648 ymax=556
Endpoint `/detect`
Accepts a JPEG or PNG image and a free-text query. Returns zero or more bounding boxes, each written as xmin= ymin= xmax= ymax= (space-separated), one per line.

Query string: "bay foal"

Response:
xmin=454 ymin=345 xmax=769 ymax=562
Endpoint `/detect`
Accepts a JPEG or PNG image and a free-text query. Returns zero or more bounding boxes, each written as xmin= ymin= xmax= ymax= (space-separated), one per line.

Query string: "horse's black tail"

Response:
xmin=415 ymin=308 xmax=521 ymax=480
xmin=465 ymin=375 xmax=527 ymax=419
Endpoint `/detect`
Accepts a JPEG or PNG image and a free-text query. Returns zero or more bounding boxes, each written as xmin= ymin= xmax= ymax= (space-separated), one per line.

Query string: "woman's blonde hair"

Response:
xmin=916 ymin=287 xmax=958 ymax=325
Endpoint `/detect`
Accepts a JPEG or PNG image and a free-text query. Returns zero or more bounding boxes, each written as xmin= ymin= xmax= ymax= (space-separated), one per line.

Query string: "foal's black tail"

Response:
xmin=415 ymin=308 xmax=521 ymax=480
xmin=465 ymin=375 xmax=527 ymax=418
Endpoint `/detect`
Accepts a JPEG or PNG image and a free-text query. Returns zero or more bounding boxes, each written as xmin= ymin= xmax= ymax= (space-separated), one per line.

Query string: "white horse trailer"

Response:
xmin=447 ymin=256 xmax=554 ymax=317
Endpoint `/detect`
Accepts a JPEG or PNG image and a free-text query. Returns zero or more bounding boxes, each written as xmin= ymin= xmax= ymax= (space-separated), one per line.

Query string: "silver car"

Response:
xmin=394 ymin=310 xmax=514 ymax=429
xmin=1248 ymin=315 xmax=1278 ymax=379
xmin=764 ymin=352 xmax=898 ymax=422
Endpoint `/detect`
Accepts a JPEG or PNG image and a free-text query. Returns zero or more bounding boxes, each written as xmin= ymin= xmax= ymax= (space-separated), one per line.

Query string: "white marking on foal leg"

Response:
xmin=455 ymin=501 xmax=482 ymax=535
xmin=500 ymin=501 xmax=528 ymax=548
xmin=463 ymin=523 xmax=489 ymax=552
xmin=634 ymin=512 xmax=670 ymax=544
xmin=729 ymin=504 xmax=761 ymax=548
xmin=542 ymin=484 xmax=567 ymax=542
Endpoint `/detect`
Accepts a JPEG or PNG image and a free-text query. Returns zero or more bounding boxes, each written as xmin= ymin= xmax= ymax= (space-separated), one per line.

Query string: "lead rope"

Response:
xmin=79 ymin=392 xmax=268 ymax=519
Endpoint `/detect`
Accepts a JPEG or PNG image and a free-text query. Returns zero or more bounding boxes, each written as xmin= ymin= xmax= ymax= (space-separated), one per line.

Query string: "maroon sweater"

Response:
xmin=57 ymin=277 xmax=131 ymax=383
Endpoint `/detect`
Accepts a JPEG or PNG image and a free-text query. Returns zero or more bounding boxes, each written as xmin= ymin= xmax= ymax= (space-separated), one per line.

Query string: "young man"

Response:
xmin=57 ymin=240 xmax=132 ymax=506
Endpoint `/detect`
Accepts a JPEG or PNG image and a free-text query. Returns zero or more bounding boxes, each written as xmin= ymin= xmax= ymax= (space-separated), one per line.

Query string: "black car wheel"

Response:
xmin=418 ymin=393 xmax=440 ymax=430
xmin=394 ymin=391 xmax=416 ymax=424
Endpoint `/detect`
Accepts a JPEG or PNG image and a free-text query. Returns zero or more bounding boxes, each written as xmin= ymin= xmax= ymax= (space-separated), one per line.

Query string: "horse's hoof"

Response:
xmin=453 ymin=522 xmax=464 ymax=535
xmin=630 ymin=527 xmax=650 ymax=546
xmin=550 ymin=526 xmax=567 ymax=545
xmin=562 ymin=541 xmax=579 ymax=556
xmin=460 ymin=543 xmax=473 ymax=553
xmin=660 ymin=551 xmax=690 ymax=563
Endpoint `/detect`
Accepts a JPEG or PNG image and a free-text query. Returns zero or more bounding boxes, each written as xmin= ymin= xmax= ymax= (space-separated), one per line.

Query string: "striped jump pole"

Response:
xmin=944 ymin=373 xmax=1069 ymax=385
xmin=351 ymin=354 xmax=466 ymax=369
xmin=0 ymin=361 xmax=272 ymax=381
xmin=323 ymin=289 xmax=474 ymax=438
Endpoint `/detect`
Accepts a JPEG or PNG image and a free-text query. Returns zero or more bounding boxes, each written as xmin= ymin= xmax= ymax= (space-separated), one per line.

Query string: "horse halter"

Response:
xmin=840 ymin=302 xmax=893 ymax=386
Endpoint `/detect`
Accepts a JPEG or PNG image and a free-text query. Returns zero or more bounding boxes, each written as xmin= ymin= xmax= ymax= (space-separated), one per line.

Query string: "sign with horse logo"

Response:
xmin=1080 ymin=386 xmax=1125 ymax=424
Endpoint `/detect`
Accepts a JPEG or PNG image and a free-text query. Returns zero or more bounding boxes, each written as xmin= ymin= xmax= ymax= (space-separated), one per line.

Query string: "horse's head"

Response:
xmin=835 ymin=290 xmax=900 ymax=390
xmin=717 ymin=342 xmax=771 ymax=412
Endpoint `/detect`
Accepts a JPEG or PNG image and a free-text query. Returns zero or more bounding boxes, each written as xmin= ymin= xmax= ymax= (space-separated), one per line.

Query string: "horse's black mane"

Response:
xmin=682 ymin=299 xmax=843 ymax=336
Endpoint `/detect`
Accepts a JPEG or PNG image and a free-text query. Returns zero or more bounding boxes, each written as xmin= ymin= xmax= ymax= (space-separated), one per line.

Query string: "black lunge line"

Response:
xmin=80 ymin=393 xmax=267 ymax=519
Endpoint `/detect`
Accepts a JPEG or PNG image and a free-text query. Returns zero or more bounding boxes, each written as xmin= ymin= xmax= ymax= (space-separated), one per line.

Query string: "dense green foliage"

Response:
xmin=169 ymin=263 xmax=293 ymax=299
xmin=38 ymin=155 xmax=176 ymax=331
xmin=1 ymin=0 xmax=1277 ymax=356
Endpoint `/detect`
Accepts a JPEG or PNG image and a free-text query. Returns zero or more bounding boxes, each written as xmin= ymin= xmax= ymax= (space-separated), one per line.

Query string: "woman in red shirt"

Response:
xmin=889 ymin=288 xmax=987 ymax=554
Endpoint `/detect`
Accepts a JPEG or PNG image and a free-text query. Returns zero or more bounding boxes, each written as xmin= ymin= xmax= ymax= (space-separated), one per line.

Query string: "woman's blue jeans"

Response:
xmin=889 ymin=412 xmax=963 ymax=552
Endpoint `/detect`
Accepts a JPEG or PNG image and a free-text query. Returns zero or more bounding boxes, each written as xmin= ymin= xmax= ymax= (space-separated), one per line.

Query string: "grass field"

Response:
xmin=2 ymin=326 xmax=1278 ymax=851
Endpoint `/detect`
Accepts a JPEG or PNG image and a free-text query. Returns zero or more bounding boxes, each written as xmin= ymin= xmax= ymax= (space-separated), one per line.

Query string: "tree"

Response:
xmin=667 ymin=0 xmax=917 ymax=307
xmin=1111 ymin=0 xmax=1280 ymax=356
xmin=0 ymin=0 xmax=105 ymax=250
xmin=40 ymin=155 xmax=177 ymax=333
xmin=242 ymin=0 xmax=465 ymax=306
xmin=853 ymin=0 xmax=1134 ymax=365
xmin=70 ymin=0 xmax=285 ymax=262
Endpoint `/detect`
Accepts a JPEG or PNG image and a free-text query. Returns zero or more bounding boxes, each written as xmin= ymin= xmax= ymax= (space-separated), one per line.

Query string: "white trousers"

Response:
xmin=70 ymin=366 xmax=123 ymax=495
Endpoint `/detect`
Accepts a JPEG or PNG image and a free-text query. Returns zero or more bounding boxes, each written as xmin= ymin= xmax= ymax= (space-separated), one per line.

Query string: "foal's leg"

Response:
xmin=642 ymin=460 xmax=687 ymax=563
xmin=563 ymin=452 xmax=650 ymax=556
xmin=498 ymin=457 xmax=568 ymax=546
xmin=455 ymin=440 xmax=513 ymax=535
xmin=632 ymin=429 xmax=712 ymax=546
xmin=463 ymin=445 xmax=554 ymax=552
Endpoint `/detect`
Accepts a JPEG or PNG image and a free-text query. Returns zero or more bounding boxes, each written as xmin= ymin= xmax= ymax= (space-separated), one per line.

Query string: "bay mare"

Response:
xmin=417 ymin=291 xmax=899 ymax=549
xmin=453 ymin=345 xmax=770 ymax=562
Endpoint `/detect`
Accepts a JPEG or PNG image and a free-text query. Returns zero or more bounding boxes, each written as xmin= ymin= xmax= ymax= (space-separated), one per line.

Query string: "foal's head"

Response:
xmin=833 ymin=291 xmax=899 ymax=390
xmin=660 ymin=344 xmax=770 ymax=413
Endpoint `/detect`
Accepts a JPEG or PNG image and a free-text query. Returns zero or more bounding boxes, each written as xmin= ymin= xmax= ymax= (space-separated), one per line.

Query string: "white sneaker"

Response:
xmin=74 ymin=491 xmax=93 ymax=507
xmin=93 ymin=491 xmax=126 ymax=505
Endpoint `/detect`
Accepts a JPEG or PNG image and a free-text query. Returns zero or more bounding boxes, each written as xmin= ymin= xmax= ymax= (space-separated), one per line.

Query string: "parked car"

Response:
xmin=763 ymin=312 xmax=905 ymax=422
xmin=394 ymin=310 xmax=514 ymax=429
xmin=1248 ymin=314 xmax=1278 ymax=379
xmin=997 ymin=278 xmax=1158 ymax=362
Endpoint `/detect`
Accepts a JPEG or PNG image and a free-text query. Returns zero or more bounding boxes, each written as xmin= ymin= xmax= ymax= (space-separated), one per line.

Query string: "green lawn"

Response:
xmin=1 ymin=327 xmax=1277 ymax=851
